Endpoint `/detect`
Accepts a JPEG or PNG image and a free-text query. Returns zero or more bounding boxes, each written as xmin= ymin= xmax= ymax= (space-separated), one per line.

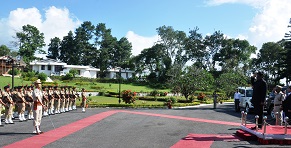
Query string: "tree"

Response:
xmin=74 ymin=21 xmax=96 ymax=66
xmin=167 ymin=64 xmax=214 ymax=100
xmin=0 ymin=45 xmax=11 ymax=56
xmin=203 ymin=31 xmax=225 ymax=70
xmin=215 ymin=71 xmax=248 ymax=97
xmin=113 ymin=37 xmax=132 ymax=68
xmin=156 ymin=26 xmax=187 ymax=65
xmin=214 ymin=38 xmax=256 ymax=72
xmin=38 ymin=72 xmax=47 ymax=81
xmin=94 ymin=23 xmax=117 ymax=77
xmin=69 ymin=69 xmax=78 ymax=77
xmin=252 ymin=42 xmax=284 ymax=84
xmin=47 ymin=37 xmax=61 ymax=59
xmin=16 ymin=24 xmax=46 ymax=63
xmin=184 ymin=27 xmax=206 ymax=68
xmin=59 ymin=31 xmax=78 ymax=64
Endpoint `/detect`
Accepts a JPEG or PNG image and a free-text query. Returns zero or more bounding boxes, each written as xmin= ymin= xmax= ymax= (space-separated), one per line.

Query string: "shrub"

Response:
xmin=38 ymin=72 xmax=47 ymax=81
xmin=166 ymin=97 xmax=177 ymax=104
xmin=62 ymin=73 xmax=73 ymax=80
xmin=75 ymin=82 xmax=90 ymax=85
xmin=122 ymin=90 xmax=136 ymax=104
xmin=8 ymin=69 xmax=20 ymax=75
xmin=149 ymin=90 xmax=159 ymax=97
xmin=99 ymin=91 xmax=105 ymax=96
xmin=160 ymin=92 xmax=168 ymax=96
xmin=69 ymin=69 xmax=78 ymax=77
xmin=197 ymin=92 xmax=206 ymax=101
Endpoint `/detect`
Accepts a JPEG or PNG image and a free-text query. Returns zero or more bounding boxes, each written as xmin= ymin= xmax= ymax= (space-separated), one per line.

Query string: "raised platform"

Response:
xmin=236 ymin=124 xmax=291 ymax=144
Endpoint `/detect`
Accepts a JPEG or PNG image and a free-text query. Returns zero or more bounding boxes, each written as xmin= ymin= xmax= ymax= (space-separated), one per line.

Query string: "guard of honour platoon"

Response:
xmin=0 ymin=79 xmax=88 ymax=134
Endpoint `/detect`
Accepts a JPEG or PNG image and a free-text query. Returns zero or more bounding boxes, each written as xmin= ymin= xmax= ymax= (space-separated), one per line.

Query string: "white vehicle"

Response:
xmin=238 ymin=87 xmax=254 ymax=113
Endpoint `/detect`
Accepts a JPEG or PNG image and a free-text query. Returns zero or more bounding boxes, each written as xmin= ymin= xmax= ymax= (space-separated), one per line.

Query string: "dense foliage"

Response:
xmin=1 ymin=19 xmax=290 ymax=96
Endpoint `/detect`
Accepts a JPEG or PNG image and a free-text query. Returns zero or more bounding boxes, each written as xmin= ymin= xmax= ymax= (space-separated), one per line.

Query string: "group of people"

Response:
xmin=0 ymin=79 xmax=87 ymax=134
xmin=249 ymin=71 xmax=291 ymax=128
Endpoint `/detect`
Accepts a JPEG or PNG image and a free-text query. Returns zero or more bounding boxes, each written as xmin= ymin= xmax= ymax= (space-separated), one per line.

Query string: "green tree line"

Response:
xmin=1 ymin=20 xmax=291 ymax=98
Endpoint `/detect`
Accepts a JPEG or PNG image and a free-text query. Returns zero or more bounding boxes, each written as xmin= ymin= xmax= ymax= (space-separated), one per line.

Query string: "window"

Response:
xmin=55 ymin=65 xmax=63 ymax=72
xmin=246 ymin=90 xmax=253 ymax=97
xmin=41 ymin=65 xmax=45 ymax=70
xmin=48 ymin=65 xmax=51 ymax=70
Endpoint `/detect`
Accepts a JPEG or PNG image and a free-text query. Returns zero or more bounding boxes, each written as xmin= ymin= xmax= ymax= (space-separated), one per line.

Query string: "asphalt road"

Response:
xmin=0 ymin=103 xmax=289 ymax=148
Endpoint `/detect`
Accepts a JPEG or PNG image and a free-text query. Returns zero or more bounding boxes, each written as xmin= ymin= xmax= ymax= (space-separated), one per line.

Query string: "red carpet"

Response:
xmin=3 ymin=110 xmax=118 ymax=148
xmin=121 ymin=110 xmax=240 ymax=126
xmin=236 ymin=124 xmax=291 ymax=145
xmin=171 ymin=133 xmax=240 ymax=148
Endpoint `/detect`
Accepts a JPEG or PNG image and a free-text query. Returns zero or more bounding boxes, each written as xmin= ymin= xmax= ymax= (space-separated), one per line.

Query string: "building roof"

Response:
xmin=30 ymin=58 xmax=66 ymax=66
xmin=0 ymin=56 xmax=26 ymax=67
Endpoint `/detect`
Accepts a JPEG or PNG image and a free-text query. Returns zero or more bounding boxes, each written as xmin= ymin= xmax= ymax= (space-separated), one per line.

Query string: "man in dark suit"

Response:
xmin=283 ymin=86 xmax=291 ymax=123
xmin=250 ymin=71 xmax=267 ymax=129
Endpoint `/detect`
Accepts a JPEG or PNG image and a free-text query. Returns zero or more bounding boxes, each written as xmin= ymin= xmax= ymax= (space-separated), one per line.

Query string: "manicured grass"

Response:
xmin=75 ymin=95 xmax=201 ymax=108
xmin=0 ymin=76 xmax=32 ymax=88
xmin=0 ymin=76 xmax=170 ymax=93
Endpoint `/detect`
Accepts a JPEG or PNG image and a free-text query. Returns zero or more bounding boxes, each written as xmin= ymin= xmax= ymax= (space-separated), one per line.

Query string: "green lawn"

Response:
xmin=77 ymin=96 xmax=165 ymax=105
xmin=0 ymin=76 xmax=169 ymax=93
xmin=0 ymin=76 xmax=32 ymax=88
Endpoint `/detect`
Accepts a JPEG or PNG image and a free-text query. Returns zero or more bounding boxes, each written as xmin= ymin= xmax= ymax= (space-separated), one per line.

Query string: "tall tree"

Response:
xmin=156 ymin=25 xmax=187 ymax=65
xmin=47 ymin=37 xmax=61 ymax=59
xmin=15 ymin=24 xmax=46 ymax=63
xmin=114 ymin=37 xmax=132 ymax=68
xmin=59 ymin=31 xmax=78 ymax=64
xmin=74 ymin=21 xmax=96 ymax=66
xmin=184 ymin=27 xmax=206 ymax=68
xmin=214 ymin=38 xmax=256 ymax=72
xmin=0 ymin=45 xmax=11 ymax=56
xmin=203 ymin=31 xmax=225 ymax=70
xmin=253 ymin=42 xmax=284 ymax=84
xmin=94 ymin=23 xmax=117 ymax=77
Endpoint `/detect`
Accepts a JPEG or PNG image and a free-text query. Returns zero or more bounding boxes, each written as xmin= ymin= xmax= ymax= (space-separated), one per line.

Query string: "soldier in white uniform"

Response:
xmin=81 ymin=88 xmax=87 ymax=112
xmin=25 ymin=86 xmax=34 ymax=120
xmin=16 ymin=86 xmax=27 ymax=122
xmin=3 ymin=85 xmax=14 ymax=124
xmin=0 ymin=89 xmax=5 ymax=126
xmin=54 ymin=86 xmax=61 ymax=114
xmin=32 ymin=79 xmax=45 ymax=134
xmin=48 ymin=86 xmax=54 ymax=115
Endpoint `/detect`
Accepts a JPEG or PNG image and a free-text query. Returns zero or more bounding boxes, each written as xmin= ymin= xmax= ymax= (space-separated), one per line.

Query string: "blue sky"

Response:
xmin=1 ymin=0 xmax=291 ymax=55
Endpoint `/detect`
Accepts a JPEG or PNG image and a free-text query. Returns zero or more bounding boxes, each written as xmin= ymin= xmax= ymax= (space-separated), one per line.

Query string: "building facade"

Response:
xmin=30 ymin=59 xmax=134 ymax=79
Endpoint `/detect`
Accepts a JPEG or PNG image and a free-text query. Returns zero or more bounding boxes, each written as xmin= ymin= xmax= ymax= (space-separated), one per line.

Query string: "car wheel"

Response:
xmin=245 ymin=104 xmax=250 ymax=113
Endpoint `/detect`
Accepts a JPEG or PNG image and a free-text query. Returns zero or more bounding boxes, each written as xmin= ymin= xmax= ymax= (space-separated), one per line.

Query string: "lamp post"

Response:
xmin=118 ymin=67 xmax=121 ymax=104
xmin=6 ymin=55 xmax=21 ymax=90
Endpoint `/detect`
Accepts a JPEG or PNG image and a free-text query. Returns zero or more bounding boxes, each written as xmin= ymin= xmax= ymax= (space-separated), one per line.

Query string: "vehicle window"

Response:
xmin=239 ymin=89 xmax=245 ymax=96
xmin=246 ymin=90 xmax=253 ymax=97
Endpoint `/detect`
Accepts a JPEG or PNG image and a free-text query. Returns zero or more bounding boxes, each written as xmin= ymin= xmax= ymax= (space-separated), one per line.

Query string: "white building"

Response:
xmin=30 ymin=59 xmax=134 ymax=79
xmin=107 ymin=68 xmax=135 ymax=79
xmin=30 ymin=59 xmax=99 ymax=78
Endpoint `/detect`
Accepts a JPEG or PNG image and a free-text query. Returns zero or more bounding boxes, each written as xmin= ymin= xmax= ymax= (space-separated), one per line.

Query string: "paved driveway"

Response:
xmin=0 ymin=103 xmax=288 ymax=148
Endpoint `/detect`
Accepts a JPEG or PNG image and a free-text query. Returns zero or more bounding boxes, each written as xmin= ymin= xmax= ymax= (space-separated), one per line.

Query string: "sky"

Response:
xmin=1 ymin=0 xmax=291 ymax=56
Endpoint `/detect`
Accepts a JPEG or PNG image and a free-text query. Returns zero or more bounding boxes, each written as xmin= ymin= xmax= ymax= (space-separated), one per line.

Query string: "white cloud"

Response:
xmin=206 ymin=0 xmax=291 ymax=49
xmin=0 ymin=6 xmax=80 ymax=53
xmin=247 ymin=0 xmax=291 ymax=48
xmin=126 ymin=31 xmax=159 ymax=56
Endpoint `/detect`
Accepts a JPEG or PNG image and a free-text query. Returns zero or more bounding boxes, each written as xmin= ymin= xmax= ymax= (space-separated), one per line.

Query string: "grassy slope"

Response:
xmin=0 ymin=76 xmax=169 ymax=92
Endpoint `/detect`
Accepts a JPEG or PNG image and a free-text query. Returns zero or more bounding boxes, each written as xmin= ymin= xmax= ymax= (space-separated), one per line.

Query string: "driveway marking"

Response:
xmin=171 ymin=133 xmax=241 ymax=148
xmin=4 ymin=110 xmax=240 ymax=148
